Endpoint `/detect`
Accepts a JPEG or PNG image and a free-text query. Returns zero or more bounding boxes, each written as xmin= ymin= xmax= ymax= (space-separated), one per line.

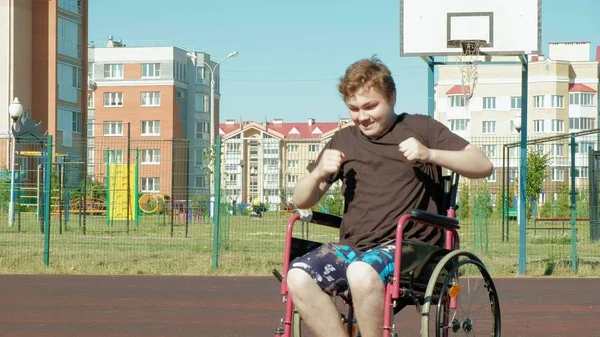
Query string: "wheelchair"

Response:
xmin=271 ymin=173 xmax=501 ymax=337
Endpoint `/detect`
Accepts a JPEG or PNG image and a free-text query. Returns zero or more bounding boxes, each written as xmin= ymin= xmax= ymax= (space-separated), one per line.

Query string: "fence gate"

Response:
xmin=590 ymin=150 xmax=600 ymax=241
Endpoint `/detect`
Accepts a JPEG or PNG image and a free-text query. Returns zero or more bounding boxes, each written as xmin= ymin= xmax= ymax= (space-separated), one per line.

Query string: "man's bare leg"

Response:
xmin=286 ymin=268 xmax=347 ymax=337
xmin=346 ymin=261 xmax=385 ymax=337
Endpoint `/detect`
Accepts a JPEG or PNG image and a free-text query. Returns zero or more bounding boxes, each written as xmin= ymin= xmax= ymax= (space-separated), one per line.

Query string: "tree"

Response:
xmin=456 ymin=182 xmax=471 ymax=220
xmin=525 ymin=148 xmax=552 ymax=218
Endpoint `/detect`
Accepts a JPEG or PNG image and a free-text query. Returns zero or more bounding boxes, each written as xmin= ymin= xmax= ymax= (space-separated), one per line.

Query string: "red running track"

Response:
xmin=0 ymin=275 xmax=598 ymax=336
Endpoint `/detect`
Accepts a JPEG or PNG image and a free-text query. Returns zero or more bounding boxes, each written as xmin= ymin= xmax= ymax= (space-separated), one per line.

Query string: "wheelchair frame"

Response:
xmin=272 ymin=173 xmax=501 ymax=337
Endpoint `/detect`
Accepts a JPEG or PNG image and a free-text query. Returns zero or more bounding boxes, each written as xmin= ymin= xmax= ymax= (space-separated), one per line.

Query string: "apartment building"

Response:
xmin=218 ymin=118 xmax=353 ymax=207
xmin=435 ymin=42 xmax=599 ymax=204
xmin=87 ymin=38 xmax=220 ymax=199
xmin=0 ymin=0 xmax=88 ymax=166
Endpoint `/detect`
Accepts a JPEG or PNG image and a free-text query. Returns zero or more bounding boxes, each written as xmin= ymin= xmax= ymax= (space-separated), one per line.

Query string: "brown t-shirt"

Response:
xmin=307 ymin=113 xmax=470 ymax=251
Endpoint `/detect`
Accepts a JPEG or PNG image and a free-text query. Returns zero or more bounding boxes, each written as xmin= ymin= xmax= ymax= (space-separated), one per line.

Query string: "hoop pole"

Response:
xmin=518 ymin=56 xmax=529 ymax=275
xmin=427 ymin=61 xmax=435 ymax=118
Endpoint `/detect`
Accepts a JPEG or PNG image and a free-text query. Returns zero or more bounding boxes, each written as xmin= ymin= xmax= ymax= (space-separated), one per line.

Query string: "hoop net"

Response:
xmin=448 ymin=39 xmax=485 ymax=101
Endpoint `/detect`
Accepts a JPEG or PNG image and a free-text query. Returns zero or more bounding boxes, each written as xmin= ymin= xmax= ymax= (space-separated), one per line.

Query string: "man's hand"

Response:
xmin=399 ymin=137 xmax=431 ymax=163
xmin=314 ymin=149 xmax=344 ymax=180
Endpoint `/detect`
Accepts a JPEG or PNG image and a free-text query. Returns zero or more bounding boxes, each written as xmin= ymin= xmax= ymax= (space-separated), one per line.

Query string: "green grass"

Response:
xmin=1 ymin=210 xmax=599 ymax=277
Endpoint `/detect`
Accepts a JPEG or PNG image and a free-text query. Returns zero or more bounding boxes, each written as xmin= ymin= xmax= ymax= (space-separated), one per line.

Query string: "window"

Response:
xmin=174 ymin=61 xmax=187 ymax=82
xmin=195 ymin=121 xmax=209 ymax=139
xmin=194 ymin=149 xmax=203 ymax=167
xmin=483 ymin=97 xmax=496 ymax=110
xmin=104 ymin=92 xmax=123 ymax=107
xmin=551 ymin=168 xmax=564 ymax=182
xmin=511 ymin=96 xmax=522 ymax=109
xmin=574 ymin=167 xmax=589 ymax=178
xmin=533 ymin=120 xmax=545 ymax=133
xmin=141 ymin=92 xmax=160 ymax=106
xmin=482 ymin=121 xmax=496 ymax=134
xmin=449 ymin=95 xmax=465 ymax=107
xmin=195 ymin=94 xmax=209 ymax=112
xmin=141 ymin=121 xmax=160 ymax=136
xmin=106 ymin=150 xmax=123 ymax=164
xmin=287 ymin=174 xmax=298 ymax=184
xmin=72 ymin=111 xmax=81 ymax=133
xmin=58 ymin=0 xmax=82 ymax=14
xmin=57 ymin=108 xmax=81 ymax=133
xmin=575 ymin=142 xmax=595 ymax=154
xmin=141 ymin=178 xmax=160 ymax=192
xmin=103 ymin=121 xmax=123 ymax=136
xmin=551 ymin=95 xmax=564 ymax=108
xmin=569 ymin=118 xmax=595 ymax=130
xmin=308 ymin=145 xmax=320 ymax=153
xmin=533 ymin=95 xmax=544 ymax=108
xmin=142 ymin=63 xmax=160 ymax=78
xmin=195 ymin=176 xmax=208 ymax=189
xmin=287 ymin=160 xmax=298 ymax=168
xmin=287 ymin=144 xmax=298 ymax=152
xmin=551 ymin=144 xmax=563 ymax=157
xmin=487 ymin=169 xmax=496 ymax=182
xmin=57 ymin=17 xmax=81 ymax=58
xmin=87 ymin=91 xmax=94 ymax=108
xmin=58 ymin=63 xmax=81 ymax=103
xmin=481 ymin=145 xmax=496 ymax=158
xmin=104 ymin=64 xmax=123 ymax=79
xmin=569 ymin=93 xmax=595 ymax=106
xmin=227 ymin=143 xmax=241 ymax=154
xmin=141 ymin=149 xmax=160 ymax=164
xmin=449 ymin=119 xmax=469 ymax=131
xmin=196 ymin=66 xmax=209 ymax=85
xmin=551 ymin=119 xmax=564 ymax=132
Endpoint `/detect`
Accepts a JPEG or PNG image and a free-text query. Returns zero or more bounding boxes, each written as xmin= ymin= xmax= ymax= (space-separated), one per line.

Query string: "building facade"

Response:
xmin=0 ymin=0 xmax=88 ymax=166
xmin=87 ymin=38 xmax=220 ymax=199
xmin=219 ymin=118 xmax=353 ymax=208
xmin=435 ymin=42 xmax=600 ymax=206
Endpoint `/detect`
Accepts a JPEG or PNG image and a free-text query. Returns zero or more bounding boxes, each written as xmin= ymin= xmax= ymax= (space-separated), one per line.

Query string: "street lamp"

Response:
xmin=8 ymin=97 xmax=23 ymax=227
xmin=186 ymin=50 xmax=239 ymax=146
xmin=187 ymin=50 xmax=239 ymax=202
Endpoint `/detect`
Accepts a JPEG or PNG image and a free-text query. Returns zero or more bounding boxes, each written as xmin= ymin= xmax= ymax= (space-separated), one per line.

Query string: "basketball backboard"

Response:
xmin=400 ymin=0 xmax=542 ymax=57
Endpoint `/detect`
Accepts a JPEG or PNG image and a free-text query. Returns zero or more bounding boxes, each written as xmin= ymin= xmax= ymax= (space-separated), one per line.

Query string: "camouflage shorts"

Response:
xmin=289 ymin=243 xmax=395 ymax=297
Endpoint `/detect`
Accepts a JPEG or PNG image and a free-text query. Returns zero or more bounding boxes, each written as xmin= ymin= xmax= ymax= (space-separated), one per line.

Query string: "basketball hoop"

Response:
xmin=448 ymin=39 xmax=485 ymax=101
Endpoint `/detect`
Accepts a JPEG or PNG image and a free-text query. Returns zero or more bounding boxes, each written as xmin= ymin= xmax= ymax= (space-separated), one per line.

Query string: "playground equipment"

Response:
xmin=139 ymin=193 xmax=166 ymax=214
xmin=106 ymin=149 xmax=139 ymax=226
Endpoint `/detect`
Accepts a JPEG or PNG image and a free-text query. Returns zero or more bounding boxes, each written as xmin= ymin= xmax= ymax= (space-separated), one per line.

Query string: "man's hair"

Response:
xmin=337 ymin=55 xmax=396 ymax=102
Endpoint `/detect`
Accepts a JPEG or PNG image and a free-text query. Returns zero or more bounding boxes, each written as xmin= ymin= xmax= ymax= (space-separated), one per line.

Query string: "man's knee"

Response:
xmin=286 ymin=268 xmax=316 ymax=295
xmin=347 ymin=261 xmax=384 ymax=294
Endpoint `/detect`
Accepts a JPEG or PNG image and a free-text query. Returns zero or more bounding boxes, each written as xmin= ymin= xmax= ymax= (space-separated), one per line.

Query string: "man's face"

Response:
xmin=346 ymin=86 xmax=396 ymax=138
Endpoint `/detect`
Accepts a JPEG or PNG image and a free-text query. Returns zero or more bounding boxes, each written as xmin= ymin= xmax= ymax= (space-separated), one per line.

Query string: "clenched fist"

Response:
xmin=399 ymin=137 xmax=431 ymax=163
xmin=315 ymin=149 xmax=344 ymax=180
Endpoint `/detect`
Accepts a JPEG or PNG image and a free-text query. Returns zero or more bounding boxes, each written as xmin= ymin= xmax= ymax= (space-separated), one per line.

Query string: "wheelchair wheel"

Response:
xmin=420 ymin=250 xmax=501 ymax=337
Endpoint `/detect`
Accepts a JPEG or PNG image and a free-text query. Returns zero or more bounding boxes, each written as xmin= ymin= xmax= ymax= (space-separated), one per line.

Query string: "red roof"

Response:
xmin=569 ymin=83 xmax=597 ymax=93
xmin=219 ymin=120 xmax=349 ymax=140
xmin=446 ymin=85 xmax=470 ymax=95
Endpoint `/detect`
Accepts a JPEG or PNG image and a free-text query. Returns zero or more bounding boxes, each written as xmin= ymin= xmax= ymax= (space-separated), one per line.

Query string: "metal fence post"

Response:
xmin=43 ymin=134 xmax=53 ymax=267
xmin=570 ymin=133 xmax=578 ymax=272
xmin=212 ymin=136 xmax=222 ymax=271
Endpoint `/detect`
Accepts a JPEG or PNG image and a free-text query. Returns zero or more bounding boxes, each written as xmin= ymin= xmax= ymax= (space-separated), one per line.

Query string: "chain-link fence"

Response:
xmin=2 ymin=127 xmax=599 ymax=277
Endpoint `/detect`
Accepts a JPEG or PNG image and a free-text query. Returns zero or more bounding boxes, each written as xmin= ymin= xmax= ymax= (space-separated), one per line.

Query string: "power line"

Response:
xmin=221 ymin=71 xmax=426 ymax=82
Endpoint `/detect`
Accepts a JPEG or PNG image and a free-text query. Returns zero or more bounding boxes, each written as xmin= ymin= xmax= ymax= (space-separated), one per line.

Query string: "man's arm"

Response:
xmin=428 ymin=144 xmax=493 ymax=179
xmin=292 ymin=171 xmax=333 ymax=209
xmin=292 ymin=148 xmax=344 ymax=209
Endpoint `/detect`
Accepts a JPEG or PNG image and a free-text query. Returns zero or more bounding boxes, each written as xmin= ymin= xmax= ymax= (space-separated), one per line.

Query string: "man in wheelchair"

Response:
xmin=285 ymin=56 xmax=494 ymax=337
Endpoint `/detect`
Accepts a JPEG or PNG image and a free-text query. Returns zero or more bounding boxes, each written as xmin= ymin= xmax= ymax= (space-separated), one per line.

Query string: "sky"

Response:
xmin=88 ymin=0 xmax=600 ymax=124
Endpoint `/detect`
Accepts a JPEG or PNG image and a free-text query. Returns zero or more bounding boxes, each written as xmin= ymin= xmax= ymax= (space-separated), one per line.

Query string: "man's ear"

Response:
xmin=389 ymin=90 xmax=397 ymax=106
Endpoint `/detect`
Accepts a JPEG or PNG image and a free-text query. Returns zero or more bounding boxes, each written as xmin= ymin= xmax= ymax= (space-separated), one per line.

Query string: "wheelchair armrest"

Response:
xmin=409 ymin=209 xmax=460 ymax=230
xmin=292 ymin=209 xmax=342 ymax=229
